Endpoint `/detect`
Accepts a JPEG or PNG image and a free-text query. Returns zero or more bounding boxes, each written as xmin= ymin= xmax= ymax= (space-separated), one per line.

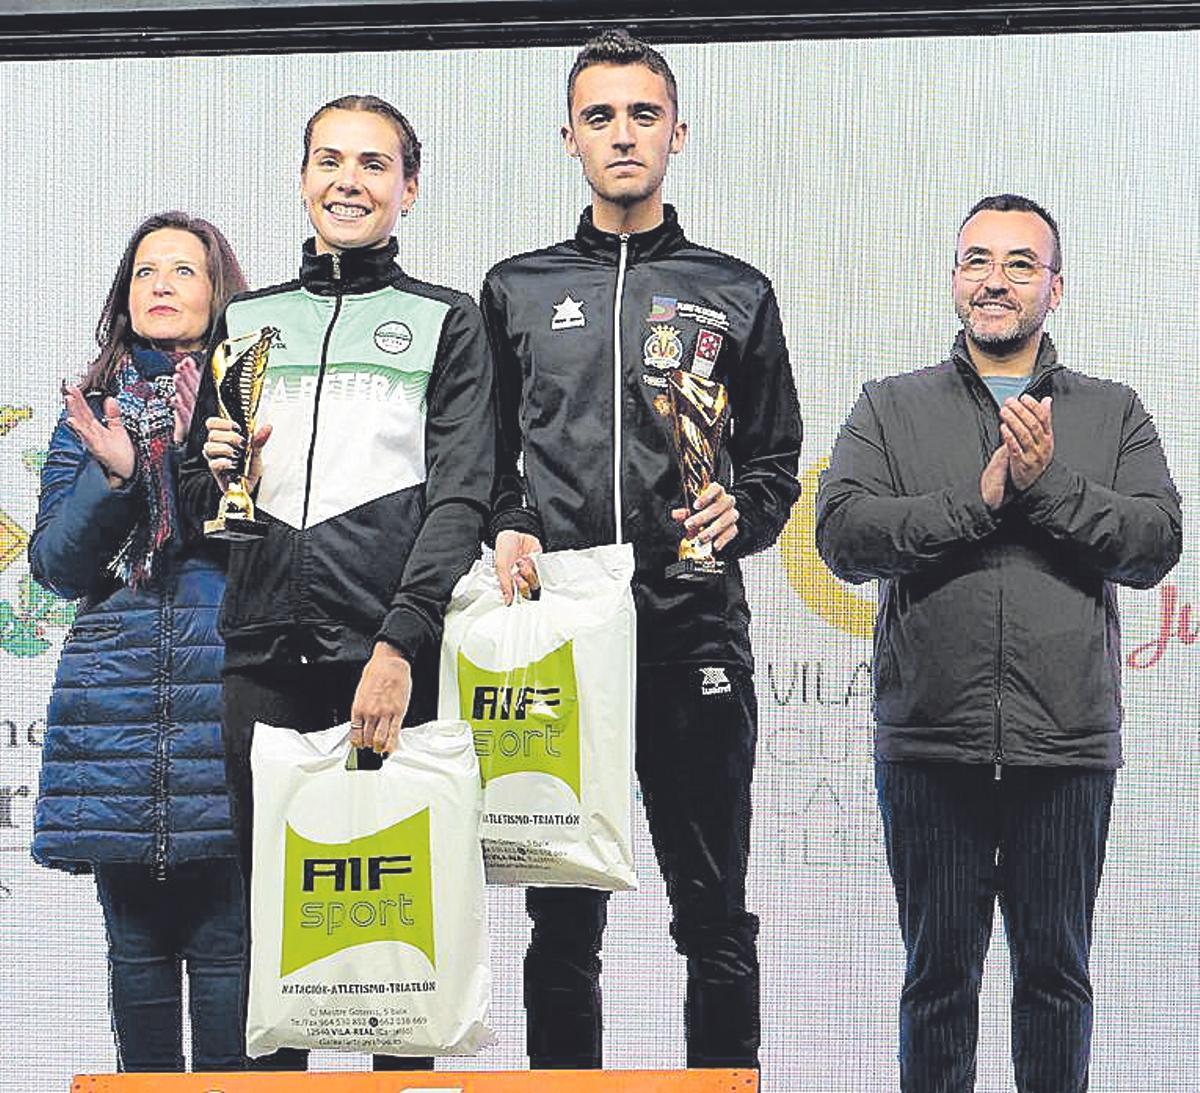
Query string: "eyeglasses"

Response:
xmin=956 ymin=255 xmax=1060 ymax=284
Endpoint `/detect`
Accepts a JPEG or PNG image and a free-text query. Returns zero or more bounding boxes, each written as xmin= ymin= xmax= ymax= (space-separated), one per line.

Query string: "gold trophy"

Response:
xmin=204 ymin=326 xmax=281 ymax=541
xmin=665 ymin=368 xmax=731 ymax=581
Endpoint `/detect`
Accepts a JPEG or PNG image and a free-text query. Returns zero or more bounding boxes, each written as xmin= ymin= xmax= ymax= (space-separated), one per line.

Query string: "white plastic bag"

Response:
xmin=439 ymin=543 xmax=637 ymax=890
xmin=246 ymin=719 xmax=494 ymax=1058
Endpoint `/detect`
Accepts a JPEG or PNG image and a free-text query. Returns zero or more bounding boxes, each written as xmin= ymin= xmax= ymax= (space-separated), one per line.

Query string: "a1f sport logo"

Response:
xmin=281 ymin=810 xmax=435 ymax=976
xmin=457 ymin=641 xmax=581 ymax=800
xmin=472 ymin=683 xmax=562 ymax=726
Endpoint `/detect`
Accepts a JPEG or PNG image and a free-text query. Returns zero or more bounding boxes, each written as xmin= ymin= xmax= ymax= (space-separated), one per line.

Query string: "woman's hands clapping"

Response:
xmin=63 ymin=385 xmax=135 ymax=489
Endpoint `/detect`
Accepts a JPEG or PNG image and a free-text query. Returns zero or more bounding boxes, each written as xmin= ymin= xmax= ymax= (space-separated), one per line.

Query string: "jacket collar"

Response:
xmin=129 ymin=342 xmax=188 ymax=380
xmin=573 ymin=204 xmax=687 ymax=263
xmin=952 ymin=331 xmax=1061 ymax=390
xmin=299 ymin=237 xmax=402 ymax=296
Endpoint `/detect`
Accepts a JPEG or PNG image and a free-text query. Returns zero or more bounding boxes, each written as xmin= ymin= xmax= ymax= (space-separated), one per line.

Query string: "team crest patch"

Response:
xmin=691 ymin=329 xmax=724 ymax=378
xmin=649 ymin=295 xmax=678 ymax=322
xmin=700 ymin=667 xmax=732 ymax=696
xmin=374 ymin=320 xmax=412 ymax=354
xmin=643 ymin=324 xmax=684 ymax=371
xmin=551 ymin=295 xmax=586 ymax=331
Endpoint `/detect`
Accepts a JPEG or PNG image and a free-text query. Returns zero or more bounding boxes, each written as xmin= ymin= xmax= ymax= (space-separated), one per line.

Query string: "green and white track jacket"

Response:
xmin=180 ymin=238 xmax=494 ymax=673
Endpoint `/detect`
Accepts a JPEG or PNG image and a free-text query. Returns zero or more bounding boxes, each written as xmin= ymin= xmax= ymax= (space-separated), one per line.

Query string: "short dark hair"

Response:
xmin=566 ymin=29 xmax=678 ymax=120
xmin=302 ymin=94 xmax=422 ymax=179
xmin=960 ymin=193 xmax=1062 ymax=270
xmin=84 ymin=211 xmax=247 ymax=393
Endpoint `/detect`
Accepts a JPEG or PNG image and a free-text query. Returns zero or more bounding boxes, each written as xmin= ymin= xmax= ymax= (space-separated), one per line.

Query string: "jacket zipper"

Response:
xmin=993 ymin=584 xmax=1004 ymax=780
xmin=982 ymin=374 xmax=1004 ymax=780
xmin=964 ymin=365 xmax=1006 ymax=779
xmin=153 ymin=575 xmax=173 ymax=879
xmin=979 ymin=363 xmax=1057 ymax=779
xmin=612 ymin=235 xmax=629 ymax=543
xmin=301 ymin=251 xmax=343 ymax=529
xmin=1023 ymin=371 xmax=1055 ymax=400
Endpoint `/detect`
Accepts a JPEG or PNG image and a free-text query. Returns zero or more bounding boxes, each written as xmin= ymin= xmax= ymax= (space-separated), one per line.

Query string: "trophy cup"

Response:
xmin=665 ymin=368 xmax=731 ymax=581
xmin=203 ymin=325 xmax=281 ymax=541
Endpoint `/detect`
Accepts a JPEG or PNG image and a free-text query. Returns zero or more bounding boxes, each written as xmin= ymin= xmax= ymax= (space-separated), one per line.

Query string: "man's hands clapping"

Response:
xmin=981 ymin=394 xmax=1054 ymax=509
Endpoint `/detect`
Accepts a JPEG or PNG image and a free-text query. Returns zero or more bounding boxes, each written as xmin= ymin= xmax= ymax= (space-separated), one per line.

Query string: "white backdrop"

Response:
xmin=0 ymin=31 xmax=1197 ymax=1092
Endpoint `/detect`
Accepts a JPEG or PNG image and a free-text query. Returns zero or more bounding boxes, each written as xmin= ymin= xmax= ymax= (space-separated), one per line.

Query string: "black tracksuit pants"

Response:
xmin=524 ymin=663 xmax=760 ymax=1069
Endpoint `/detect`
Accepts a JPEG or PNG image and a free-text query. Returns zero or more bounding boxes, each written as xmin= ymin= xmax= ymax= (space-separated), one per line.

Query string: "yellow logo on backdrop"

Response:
xmin=0 ymin=404 xmax=76 ymax=656
xmin=0 ymin=405 xmax=33 ymax=572
xmin=779 ymin=458 xmax=875 ymax=639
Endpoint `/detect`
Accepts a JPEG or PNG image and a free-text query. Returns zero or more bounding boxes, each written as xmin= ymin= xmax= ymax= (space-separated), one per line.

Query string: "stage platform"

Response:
xmin=71 ymin=1070 xmax=758 ymax=1092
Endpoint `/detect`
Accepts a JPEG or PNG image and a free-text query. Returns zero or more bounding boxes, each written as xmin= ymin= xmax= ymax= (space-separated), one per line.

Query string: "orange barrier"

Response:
xmin=72 ymin=1069 xmax=758 ymax=1092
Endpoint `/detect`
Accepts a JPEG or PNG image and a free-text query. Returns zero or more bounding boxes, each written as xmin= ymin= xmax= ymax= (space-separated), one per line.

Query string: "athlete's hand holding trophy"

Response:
xmin=665 ymin=368 xmax=731 ymax=580
xmin=203 ymin=326 xmax=282 ymax=541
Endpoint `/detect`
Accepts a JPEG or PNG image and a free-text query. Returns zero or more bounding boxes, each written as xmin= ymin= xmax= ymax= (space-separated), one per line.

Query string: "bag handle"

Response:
xmin=511 ymin=552 xmax=542 ymax=604
xmin=342 ymin=738 xmax=388 ymax=772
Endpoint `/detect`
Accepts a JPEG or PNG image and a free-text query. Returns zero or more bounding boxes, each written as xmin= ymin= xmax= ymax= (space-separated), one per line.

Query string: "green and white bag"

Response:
xmin=246 ymin=719 xmax=494 ymax=1058
xmin=439 ymin=544 xmax=637 ymax=890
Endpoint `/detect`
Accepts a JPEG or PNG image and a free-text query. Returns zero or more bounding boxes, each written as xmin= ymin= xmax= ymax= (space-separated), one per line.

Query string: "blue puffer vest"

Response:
xmin=29 ymin=349 xmax=236 ymax=874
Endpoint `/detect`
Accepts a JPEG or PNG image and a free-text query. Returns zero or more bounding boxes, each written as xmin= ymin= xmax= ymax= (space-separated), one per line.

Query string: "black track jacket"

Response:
xmin=482 ymin=206 xmax=803 ymax=669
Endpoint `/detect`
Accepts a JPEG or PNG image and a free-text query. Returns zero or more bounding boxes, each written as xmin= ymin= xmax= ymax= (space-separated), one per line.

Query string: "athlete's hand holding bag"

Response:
xmin=439 ymin=543 xmax=637 ymax=890
xmin=246 ymin=718 xmax=494 ymax=1058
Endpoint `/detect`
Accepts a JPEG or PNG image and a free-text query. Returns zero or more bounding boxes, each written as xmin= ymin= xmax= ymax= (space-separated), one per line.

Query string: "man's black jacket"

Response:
xmin=482 ymin=206 xmax=803 ymax=669
xmin=816 ymin=334 xmax=1181 ymax=768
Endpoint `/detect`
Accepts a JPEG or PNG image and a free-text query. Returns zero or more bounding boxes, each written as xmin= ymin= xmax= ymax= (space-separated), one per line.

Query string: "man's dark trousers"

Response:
xmin=524 ymin=664 xmax=760 ymax=1069
xmin=875 ymin=759 xmax=1115 ymax=1093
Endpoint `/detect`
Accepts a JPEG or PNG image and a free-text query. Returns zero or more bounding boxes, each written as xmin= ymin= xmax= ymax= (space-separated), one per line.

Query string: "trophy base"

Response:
xmin=666 ymin=557 xmax=726 ymax=581
xmin=204 ymin=515 xmax=268 ymax=542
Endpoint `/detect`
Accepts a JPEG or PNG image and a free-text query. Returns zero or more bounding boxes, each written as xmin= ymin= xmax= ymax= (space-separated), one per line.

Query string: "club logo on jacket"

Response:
xmin=691 ymin=329 xmax=724 ymax=378
xmin=643 ymin=325 xmax=684 ymax=371
xmin=551 ymin=295 xmax=586 ymax=331
xmin=374 ymin=320 xmax=413 ymax=354
xmin=649 ymin=295 xmax=678 ymax=322
xmin=699 ymin=667 xmax=732 ymax=697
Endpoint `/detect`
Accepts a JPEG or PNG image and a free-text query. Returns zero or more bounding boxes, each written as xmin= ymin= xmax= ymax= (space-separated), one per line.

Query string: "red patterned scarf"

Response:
xmin=108 ymin=349 xmax=191 ymax=587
